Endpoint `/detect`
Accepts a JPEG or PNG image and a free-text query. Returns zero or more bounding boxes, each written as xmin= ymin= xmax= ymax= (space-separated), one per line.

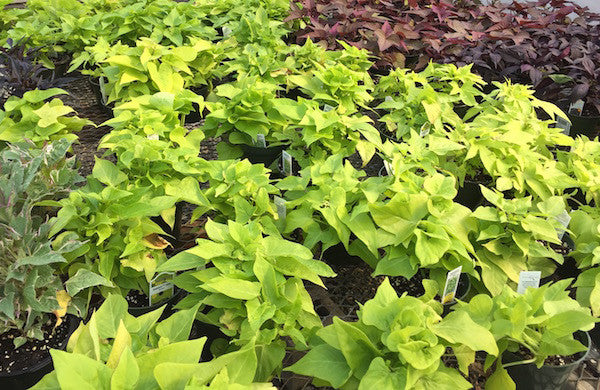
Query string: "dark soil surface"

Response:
xmin=515 ymin=345 xmax=584 ymax=366
xmin=322 ymin=263 xmax=383 ymax=321
xmin=58 ymin=75 xmax=113 ymax=177
xmin=389 ymin=272 xmax=426 ymax=297
xmin=0 ymin=316 xmax=74 ymax=374
xmin=126 ymin=289 xmax=152 ymax=308
xmin=442 ymin=350 xmax=490 ymax=390
xmin=126 ymin=289 xmax=179 ymax=308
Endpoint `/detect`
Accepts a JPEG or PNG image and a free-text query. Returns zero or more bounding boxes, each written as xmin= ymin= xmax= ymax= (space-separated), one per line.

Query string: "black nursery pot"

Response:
xmin=184 ymin=109 xmax=203 ymax=124
xmin=189 ymin=320 xmax=229 ymax=361
xmin=505 ymin=330 xmax=590 ymax=390
xmin=127 ymin=288 xmax=186 ymax=320
xmin=322 ymin=243 xmax=364 ymax=267
xmin=455 ymin=180 xmax=484 ymax=210
xmin=240 ymin=144 xmax=288 ymax=167
xmin=567 ymin=111 xmax=600 ymax=139
xmin=566 ymin=187 xmax=593 ymax=210
xmin=0 ymin=315 xmax=80 ymax=390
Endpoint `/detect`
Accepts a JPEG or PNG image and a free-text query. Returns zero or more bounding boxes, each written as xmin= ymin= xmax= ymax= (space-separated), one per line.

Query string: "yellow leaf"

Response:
xmin=53 ymin=290 xmax=71 ymax=328
xmin=106 ymin=320 xmax=132 ymax=369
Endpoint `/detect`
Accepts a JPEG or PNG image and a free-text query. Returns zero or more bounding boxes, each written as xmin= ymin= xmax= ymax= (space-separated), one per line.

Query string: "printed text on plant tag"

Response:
xmin=441 ymin=266 xmax=462 ymax=304
xmin=517 ymin=271 xmax=541 ymax=294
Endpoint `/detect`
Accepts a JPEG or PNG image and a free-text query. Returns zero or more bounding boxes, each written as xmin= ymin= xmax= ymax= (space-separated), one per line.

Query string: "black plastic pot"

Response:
xmin=0 ymin=315 xmax=80 ymax=390
xmin=127 ymin=288 xmax=185 ymax=320
xmin=566 ymin=187 xmax=593 ymax=210
xmin=567 ymin=111 xmax=600 ymax=139
xmin=505 ymin=330 xmax=590 ymax=390
xmin=189 ymin=320 xmax=229 ymax=361
xmin=184 ymin=109 xmax=203 ymax=124
xmin=240 ymin=144 xmax=288 ymax=167
xmin=455 ymin=180 xmax=484 ymax=210
xmin=322 ymin=243 xmax=364 ymax=267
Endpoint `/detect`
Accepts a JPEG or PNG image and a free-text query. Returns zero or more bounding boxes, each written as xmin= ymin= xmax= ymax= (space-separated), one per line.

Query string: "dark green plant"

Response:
xmin=0 ymin=140 xmax=84 ymax=347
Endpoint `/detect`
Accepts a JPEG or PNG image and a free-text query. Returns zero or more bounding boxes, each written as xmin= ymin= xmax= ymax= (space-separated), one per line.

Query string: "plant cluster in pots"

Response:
xmin=2 ymin=0 xmax=600 ymax=388
xmin=31 ymin=294 xmax=278 ymax=389
xmin=0 ymin=140 xmax=85 ymax=389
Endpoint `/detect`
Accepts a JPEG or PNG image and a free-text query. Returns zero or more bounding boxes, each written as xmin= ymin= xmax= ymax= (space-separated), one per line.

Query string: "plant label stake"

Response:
xmin=517 ymin=271 xmax=541 ymax=294
xmin=555 ymin=210 xmax=571 ymax=240
xmin=323 ymin=104 xmax=334 ymax=112
xmin=149 ymin=272 xmax=175 ymax=305
xmin=555 ymin=116 xmax=571 ymax=136
xmin=222 ymin=26 xmax=233 ymax=37
xmin=281 ymin=150 xmax=293 ymax=176
xmin=384 ymin=96 xmax=393 ymax=102
xmin=99 ymin=76 xmax=109 ymax=106
xmin=147 ymin=134 xmax=159 ymax=140
xmin=383 ymin=160 xmax=394 ymax=176
xmin=441 ymin=266 xmax=462 ymax=304
xmin=274 ymin=196 xmax=286 ymax=222
xmin=254 ymin=134 xmax=266 ymax=148
xmin=419 ymin=123 xmax=430 ymax=137
xmin=569 ymin=100 xmax=585 ymax=115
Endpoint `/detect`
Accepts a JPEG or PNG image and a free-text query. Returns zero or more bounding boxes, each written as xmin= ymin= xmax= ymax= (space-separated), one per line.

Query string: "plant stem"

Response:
xmin=502 ymin=358 xmax=536 ymax=368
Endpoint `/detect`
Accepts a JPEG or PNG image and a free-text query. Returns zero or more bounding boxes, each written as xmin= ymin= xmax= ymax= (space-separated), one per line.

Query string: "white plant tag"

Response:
xmin=517 ymin=271 xmax=541 ymax=294
xmin=254 ymin=134 xmax=266 ymax=148
xmin=555 ymin=116 xmax=571 ymax=136
xmin=274 ymin=196 xmax=286 ymax=222
xmin=384 ymin=96 xmax=393 ymax=102
xmin=281 ymin=150 xmax=293 ymax=176
xmin=383 ymin=160 xmax=394 ymax=176
xmin=149 ymin=272 xmax=174 ymax=305
xmin=323 ymin=104 xmax=335 ymax=112
xmin=441 ymin=266 xmax=462 ymax=304
xmin=568 ymin=100 xmax=585 ymax=115
xmin=419 ymin=124 xmax=430 ymax=137
xmin=99 ymin=76 xmax=108 ymax=105
xmin=222 ymin=26 xmax=233 ymax=37
xmin=147 ymin=134 xmax=159 ymax=140
xmin=555 ymin=210 xmax=571 ymax=240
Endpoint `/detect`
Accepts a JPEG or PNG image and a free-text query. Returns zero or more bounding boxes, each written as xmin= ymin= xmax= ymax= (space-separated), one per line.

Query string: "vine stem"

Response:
xmin=502 ymin=358 xmax=536 ymax=368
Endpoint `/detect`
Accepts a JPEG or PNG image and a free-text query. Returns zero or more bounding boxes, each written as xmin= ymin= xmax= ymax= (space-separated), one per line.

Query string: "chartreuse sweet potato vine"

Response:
xmin=84 ymin=37 xmax=230 ymax=103
xmin=32 ymin=295 xmax=276 ymax=389
xmin=288 ymin=278 xmax=498 ymax=389
xmin=471 ymin=188 xmax=568 ymax=295
xmin=158 ymin=220 xmax=335 ymax=358
xmin=570 ymin=206 xmax=600 ymax=317
xmin=452 ymin=280 xmax=597 ymax=389
xmin=0 ymin=88 xmax=92 ymax=148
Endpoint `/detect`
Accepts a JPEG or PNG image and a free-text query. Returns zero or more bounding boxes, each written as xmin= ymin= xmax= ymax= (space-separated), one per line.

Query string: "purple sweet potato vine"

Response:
xmin=286 ymin=0 xmax=600 ymax=114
